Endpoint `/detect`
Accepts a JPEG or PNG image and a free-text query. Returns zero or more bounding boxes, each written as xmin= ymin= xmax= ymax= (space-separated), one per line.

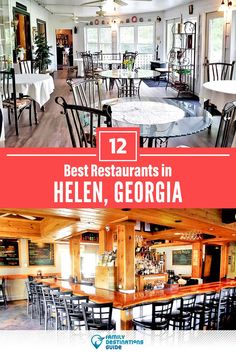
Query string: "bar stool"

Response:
xmin=132 ymin=300 xmax=173 ymax=330
xmin=214 ymin=287 xmax=234 ymax=329
xmin=42 ymin=286 xmax=60 ymax=330
xmin=63 ymin=295 xmax=90 ymax=330
xmin=81 ymin=302 xmax=116 ymax=330
xmin=51 ymin=290 xmax=73 ymax=330
xmin=191 ymin=291 xmax=218 ymax=329
xmin=169 ymin=295 xmax=196 ymax=330
xmin=0 ymin=278 xmax=7 ymax=308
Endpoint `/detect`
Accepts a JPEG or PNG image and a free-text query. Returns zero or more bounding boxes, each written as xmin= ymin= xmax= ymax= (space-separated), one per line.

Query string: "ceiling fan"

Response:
xmin=53 ymin=13 xmax=88 ymax=24
xmin=80 ymin=0 xmax=152 ymax=7
xmin=0 ymin=213 xmax=37 ymax=220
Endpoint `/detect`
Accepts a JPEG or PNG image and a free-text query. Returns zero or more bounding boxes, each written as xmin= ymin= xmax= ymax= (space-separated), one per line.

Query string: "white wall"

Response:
xmin=155 ymin=244 xmax=193 ymax=275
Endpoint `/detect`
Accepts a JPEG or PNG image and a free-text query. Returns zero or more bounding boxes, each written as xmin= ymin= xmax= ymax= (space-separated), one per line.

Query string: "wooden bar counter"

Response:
xmin=41 ymin=278 xmax=236 ymax=310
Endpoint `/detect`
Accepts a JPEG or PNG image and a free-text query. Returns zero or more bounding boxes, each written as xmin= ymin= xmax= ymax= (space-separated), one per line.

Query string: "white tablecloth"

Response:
xmin=112 ymin=101 xmax=185 ymax=125
xmin=15 ymin=73 xmax=55 ymax=107
xmin=200 ymin=80 xmax=236 ymax=112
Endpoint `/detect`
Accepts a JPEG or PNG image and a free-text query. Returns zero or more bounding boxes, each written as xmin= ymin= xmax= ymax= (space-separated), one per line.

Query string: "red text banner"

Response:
xmin=0 ymin=128 xmax=235 ymax=208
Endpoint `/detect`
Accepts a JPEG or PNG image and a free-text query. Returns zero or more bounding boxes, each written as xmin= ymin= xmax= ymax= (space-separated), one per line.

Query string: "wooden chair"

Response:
xmin=0 ymin=68 xmax=34 ymax=135
xmin=205 ymin=59 xmax=235 ymax=82
xmin=55 ymin=96 xmax=112 ymax=147
xmin=215 ymin=101 xmax=236 ymax=147
xmin=81 ymin=53 xmax=102 ymax=79
xmin=81 ymin=302 xmax=116 ymax=330
xmin=133 ymin=299 xmax=173 ymax=330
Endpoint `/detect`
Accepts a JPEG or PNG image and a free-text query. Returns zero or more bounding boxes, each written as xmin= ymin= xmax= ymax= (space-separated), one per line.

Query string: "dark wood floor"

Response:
xmin=2 ymin=69 xmax=219 ymax=148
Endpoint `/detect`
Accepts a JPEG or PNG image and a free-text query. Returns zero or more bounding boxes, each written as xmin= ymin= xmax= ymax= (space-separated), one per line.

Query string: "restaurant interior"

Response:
xmin=0 ymin=0 xmax=236 ymax=147
xmin=0 ymin=208 xmax=236 ymax=330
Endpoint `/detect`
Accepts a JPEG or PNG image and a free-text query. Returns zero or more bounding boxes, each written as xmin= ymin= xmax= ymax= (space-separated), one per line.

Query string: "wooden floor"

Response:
xmin=2 ymin=69 xmax=219 ymax=148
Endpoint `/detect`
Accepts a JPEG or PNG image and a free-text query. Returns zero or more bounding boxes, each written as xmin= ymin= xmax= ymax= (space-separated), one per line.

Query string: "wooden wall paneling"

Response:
xmin=106 ymin=229 xmax=113 ymax=252
xmin=69 ymin=236 xmax=81 ymax=281
xmin=192 ymin=242 xmax=203 ymax=278
xmin=117 ymin=222 xmax=135 ymax=291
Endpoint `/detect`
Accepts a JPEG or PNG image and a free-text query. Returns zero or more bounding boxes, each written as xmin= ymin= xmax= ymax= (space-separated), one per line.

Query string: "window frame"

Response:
xmin=118 ymin=23 xmax=155 ymax=54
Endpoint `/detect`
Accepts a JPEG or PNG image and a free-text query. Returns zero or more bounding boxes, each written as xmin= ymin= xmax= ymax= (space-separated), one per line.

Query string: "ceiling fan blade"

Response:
xmin=114 ymin=0 xmax=128 ymax=6
xmin=0 ymin=213 xmax=11 ymax=218
xmin=80 ymin=0 xmax=106 ymax=6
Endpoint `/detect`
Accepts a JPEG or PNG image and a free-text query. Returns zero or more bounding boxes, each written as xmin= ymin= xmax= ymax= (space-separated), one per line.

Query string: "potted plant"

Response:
xmin=33 ymin=33 xmax=53 ymax=73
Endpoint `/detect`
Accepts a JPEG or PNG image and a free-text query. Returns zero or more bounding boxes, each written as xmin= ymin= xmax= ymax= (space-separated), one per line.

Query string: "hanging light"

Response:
xmin=179 ymin=231 xmax=203 ymax=241
xmin=219 ymin=0 xmax=233 ymax=11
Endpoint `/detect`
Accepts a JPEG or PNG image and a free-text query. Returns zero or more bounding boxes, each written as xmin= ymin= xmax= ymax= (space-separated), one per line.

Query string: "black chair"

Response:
xmin=82 ymin=302 xmax=116 ymax=330
xmin=42 ymin=286 xmax=60 ymax=330
xmin=51 ymin=290 xmax=73 ymax=330
xmin=0 ymin=277 xmax=7 ymax=308
xmin=205 ymin=59 xmax=235 ymax=82
xmin=64 ymin=295 xmax=90 ymax=330
xmin=133 ymin=299 xmax=173 ymax=330
xmin=55 ymin=96 xmax=112 ymax=147
xmin=215 ymin=102 xmax=236 ymax=147
xmin=191 ymin=291 xmax=218 ymax=330
xmin=25 ymin=281 xmax=33 ymax=315
xmin=213 ymin=287 xmax=233 ymax=330
xmin=0 ymin=68 xmax=35 ymax=135
xmin=169 ymin=295 xmax=196 ymax=330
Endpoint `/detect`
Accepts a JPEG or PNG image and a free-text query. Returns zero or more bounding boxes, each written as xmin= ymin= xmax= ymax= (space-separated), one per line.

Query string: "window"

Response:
xmin=119 ymin=24 xmax=154 ymax=53
xmin=85 ymin=27 xmax=112 ymax=53
xmin=137 ymin=25 xmax=154 ymax=53
xmin=120 ymin=26 xmax=135 ymax=52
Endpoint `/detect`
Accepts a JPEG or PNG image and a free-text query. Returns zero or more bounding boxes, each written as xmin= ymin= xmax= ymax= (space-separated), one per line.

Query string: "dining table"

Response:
xmin=15 ymin=73 xmax=55 ymax=108
xmin=200 ymin=80 xmax=236 ymax=112
xmin=99 ymin=69 xmax=160 ymax=97
xmin=111 ymin=99 xmax=213 ymax=147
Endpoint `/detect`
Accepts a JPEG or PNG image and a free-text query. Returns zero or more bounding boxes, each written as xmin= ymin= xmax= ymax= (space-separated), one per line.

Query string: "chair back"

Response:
xmin=122 ymin=51 xmax=138 ymax=69
xmin=215 ymin=101 xmax=236 ymax=147
xmin=103 ymin=53 xmax=121 ymax=61
xmin=152 ymin=299 xmax=173 ymax=324
xmin=18 ymin=59 xmax=34 ymax=74
xmin=92 ymin=51 xmax=103 ymax=70
xmin=180 ymin=294 xmax=196 ymax=311
xmin=81 ymin=302 xmax=113 ymax=330
xmin=55 ymin=96 xmax=112 ymax=147
xmin=203 ymin=291 xmax=217 ymax=307
xmin=205 ymin=59 xmax=235 ymax=82
xmin=67 ymin=78 xmax=103 ymax=109
xmin=0 ymin=68 xmax=16 ymax=102
xmin=81 ymin=53 xmax=94 ymax=78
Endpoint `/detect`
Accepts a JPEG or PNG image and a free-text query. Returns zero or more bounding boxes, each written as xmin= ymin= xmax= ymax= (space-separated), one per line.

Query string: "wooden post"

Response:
xmin=69 ymin=236 xmax=81 ymax=281
xmin=220 ymin=244 xmax=228 ymax=279
xmin=192 ymin=242 xmax=203 ymax=278
xmin=99 ymin=229 xmax=106 ymax=254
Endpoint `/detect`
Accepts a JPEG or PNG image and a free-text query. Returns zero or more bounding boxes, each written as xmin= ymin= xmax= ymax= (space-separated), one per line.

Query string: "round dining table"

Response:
xmin=111 ymin=99 xmax=213 ymax=147
xmin=15 ymin=73 xmax=55 ymax=108
xmin=200 ymin=80 xmax=236 ymax=112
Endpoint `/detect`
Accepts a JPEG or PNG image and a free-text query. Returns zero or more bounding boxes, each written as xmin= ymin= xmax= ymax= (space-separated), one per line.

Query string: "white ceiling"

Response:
xmin=37 ymin=0 xmax=193 ymax=17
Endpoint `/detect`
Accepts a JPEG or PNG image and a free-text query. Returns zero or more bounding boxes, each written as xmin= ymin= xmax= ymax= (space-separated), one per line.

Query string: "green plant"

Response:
xmin=33 ymin=33 xmax=53 ymax=73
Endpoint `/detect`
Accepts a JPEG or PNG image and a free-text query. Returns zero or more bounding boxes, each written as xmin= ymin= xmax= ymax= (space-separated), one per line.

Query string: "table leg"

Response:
xmin=120 ymin=309 xmax=133 ymax=330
